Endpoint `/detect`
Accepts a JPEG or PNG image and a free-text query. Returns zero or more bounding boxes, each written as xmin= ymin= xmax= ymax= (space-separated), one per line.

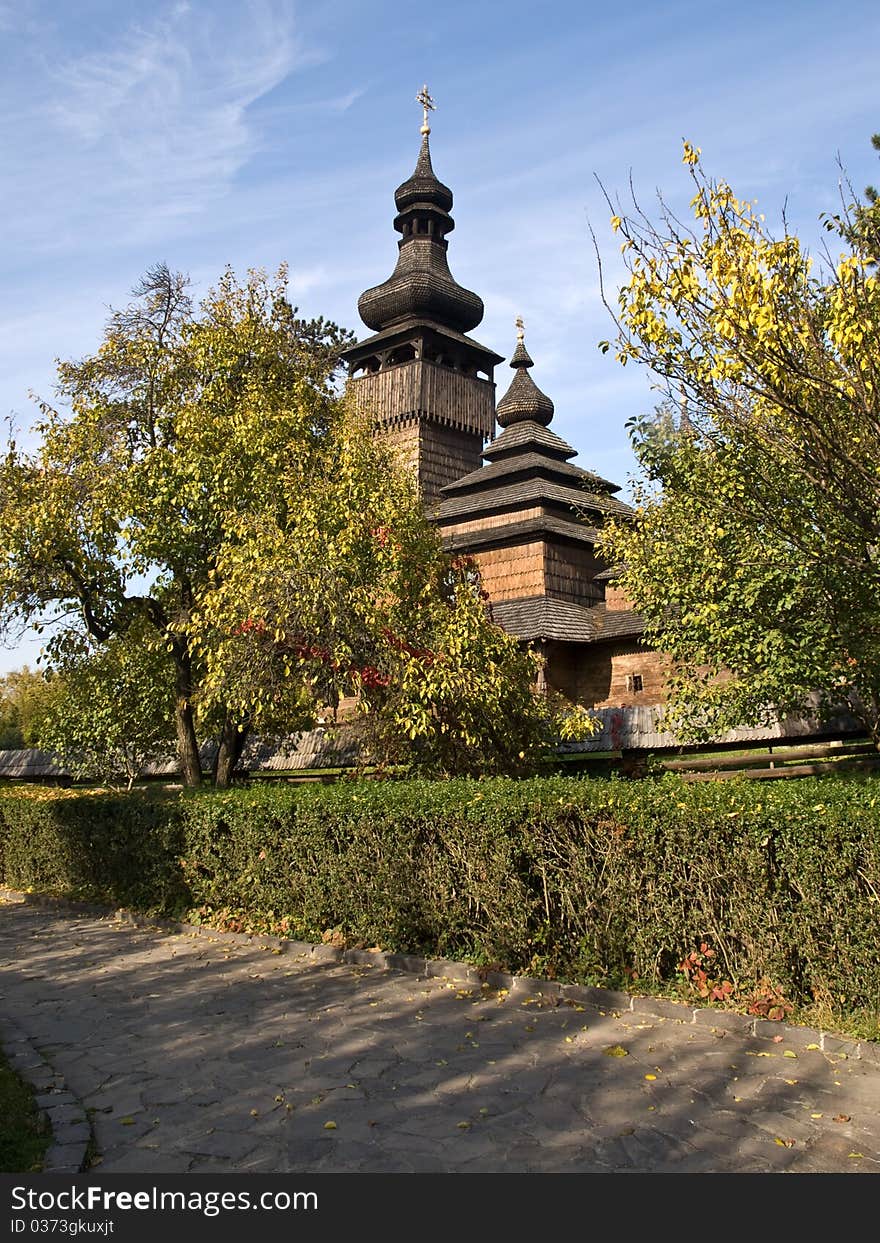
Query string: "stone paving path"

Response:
xmin=2 ymin=896 xmax=879 ymax=1174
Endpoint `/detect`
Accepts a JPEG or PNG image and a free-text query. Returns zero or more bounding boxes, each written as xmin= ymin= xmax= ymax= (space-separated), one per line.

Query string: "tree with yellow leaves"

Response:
xmin=598 ymin=144 xmax=880 ymax=745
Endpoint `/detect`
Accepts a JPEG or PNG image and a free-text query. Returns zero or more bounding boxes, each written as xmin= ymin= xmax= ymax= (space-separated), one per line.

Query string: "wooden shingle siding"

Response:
xmin=442 ymin=507 xmax=545 ymax=537
xmin=475 ymin=541 xmax=546 ymax=600
xmin=602 ymin=647 xmax=670 ymax=707
xmin=544 ymin=543 xmax=604 ymax=606
xmin=376 ymin=418 xmax=484 ymax=510
xmin=545 ymin=642 xmax=668 ymax=707
xmin=605 ymin=584 xmax=633 ymax=612
xmin=417 ymin=423 xmax=484 ymax=511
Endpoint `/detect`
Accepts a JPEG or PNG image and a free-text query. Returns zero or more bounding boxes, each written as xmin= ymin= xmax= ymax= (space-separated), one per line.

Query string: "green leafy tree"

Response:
xmin=0 ymin=667 xmax=54 ymax=749
xmin=189 ymin=408 xmax=578 ymax=777
xmin=32 ymin=623 xmax=176 ymax=788
xmin=848 ymin=132 xmax=880 ymax=265
xmin=598 ymin=143 xmax=880 ymax=745
xmin=0 ymin=264 xmax=352 ymax=786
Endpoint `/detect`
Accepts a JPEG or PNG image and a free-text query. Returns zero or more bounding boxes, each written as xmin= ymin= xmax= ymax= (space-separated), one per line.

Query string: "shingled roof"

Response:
xmin=483 ymin=421 xmax=620 ymax=492
xmin=443 ymin=516 xmax=600 ymax=553
xmin=436 ymin=477 xmax=632 ymax=523
xmin=489 ymin=598 xmax=644 ymax=644
xmin=441 ymin=452 xmax=611 ymax=498
xmin=593 ymin=564 xmax=626 ymax=582
xmin=495 ymin=337 xmax=555 ymax=427
xmin=0 ymin=749 xmax=71 ymax=781
xmin=490 ymin=598 xmax=598 ymax=642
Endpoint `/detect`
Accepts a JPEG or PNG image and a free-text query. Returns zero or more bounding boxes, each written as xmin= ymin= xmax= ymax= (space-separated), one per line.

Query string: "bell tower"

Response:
xmin=342 ymin=88 xmax=503 ymax=510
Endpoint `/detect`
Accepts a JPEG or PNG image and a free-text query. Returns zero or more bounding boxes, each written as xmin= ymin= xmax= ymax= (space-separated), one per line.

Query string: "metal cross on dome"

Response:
xmin=416 ymin=84 xmax=435 ymax=135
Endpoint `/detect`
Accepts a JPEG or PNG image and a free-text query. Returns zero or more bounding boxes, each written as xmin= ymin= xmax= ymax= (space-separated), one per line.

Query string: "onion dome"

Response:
xmin=394 ymin=133 xmax=453 ymax=213
xmin=495 ymin=320 xmax=555 ymax=427
xmin=357 ymin=129 xmax=484 ymax=335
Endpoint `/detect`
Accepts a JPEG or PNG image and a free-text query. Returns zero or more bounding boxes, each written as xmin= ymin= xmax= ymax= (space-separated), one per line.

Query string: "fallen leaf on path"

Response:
xmin=774 ymin=1137 xmax=796 ymax=1148
xmin=324 ymin=1121 xmax=337 ymax=1130
xmin=833 ymin=1114 xmax=851 ymax=1123
xmin=603 ymin=1045 xmax=629 ymax=1058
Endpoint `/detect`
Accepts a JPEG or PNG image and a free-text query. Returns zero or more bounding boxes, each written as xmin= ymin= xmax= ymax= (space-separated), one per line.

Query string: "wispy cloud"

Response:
xmin=4 ymin=0 xmax=322 ymax=249
xmin=313 ymin=87 xmax=366 ymax=114
xmin=53 ymin=0 xmax=316 ymax=204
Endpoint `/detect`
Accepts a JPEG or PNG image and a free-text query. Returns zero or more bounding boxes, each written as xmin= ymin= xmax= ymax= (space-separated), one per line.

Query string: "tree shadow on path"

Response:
xmin=1 ymin=899 xmax=878 ymax=1174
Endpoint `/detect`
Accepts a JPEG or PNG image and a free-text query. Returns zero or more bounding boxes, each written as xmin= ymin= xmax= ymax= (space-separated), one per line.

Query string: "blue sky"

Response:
xmin=2 ymin=0 xmax=879 ymax=673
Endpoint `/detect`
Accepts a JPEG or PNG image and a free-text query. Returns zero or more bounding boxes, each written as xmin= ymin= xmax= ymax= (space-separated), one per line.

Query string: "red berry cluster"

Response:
xmin=233 ymin=618 xmax=269 ymax=636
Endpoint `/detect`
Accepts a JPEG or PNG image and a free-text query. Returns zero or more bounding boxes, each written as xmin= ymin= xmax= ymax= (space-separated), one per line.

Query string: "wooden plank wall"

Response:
xmin=350 ymin=359 xmax=496 ymax=438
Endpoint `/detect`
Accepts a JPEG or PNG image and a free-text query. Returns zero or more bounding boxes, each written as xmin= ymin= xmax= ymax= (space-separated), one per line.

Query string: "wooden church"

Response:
xmin=341 ymin=94 xmax=667 ymax=710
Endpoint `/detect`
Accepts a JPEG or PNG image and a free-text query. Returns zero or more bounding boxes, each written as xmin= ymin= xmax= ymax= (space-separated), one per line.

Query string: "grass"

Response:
xmin=0 ymin=1046 xmax=50 ymax=1173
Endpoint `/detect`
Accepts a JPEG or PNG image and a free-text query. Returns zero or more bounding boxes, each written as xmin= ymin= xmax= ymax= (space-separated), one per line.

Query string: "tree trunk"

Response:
xmin=213 ymin=717 xmax=250 ymax=789
xmin=174 ymin=656 xmax=202 ymax=788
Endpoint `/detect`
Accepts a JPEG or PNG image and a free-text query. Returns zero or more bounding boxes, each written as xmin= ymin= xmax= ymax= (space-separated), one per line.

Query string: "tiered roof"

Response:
xmin=436 ymin=325 xmax=631 ymax=537
xmin=435 ymin=324 xmax=643 ymax=645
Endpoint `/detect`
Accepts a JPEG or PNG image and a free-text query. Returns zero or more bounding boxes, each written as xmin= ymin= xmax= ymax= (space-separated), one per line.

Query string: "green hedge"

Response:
xmin=1 ymin=776 xmax=879 ymax=1014
xmin=0 ymin=788 xmax=188 ymax=914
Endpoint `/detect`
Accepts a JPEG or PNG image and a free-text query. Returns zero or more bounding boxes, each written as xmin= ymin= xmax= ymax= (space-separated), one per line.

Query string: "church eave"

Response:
xmin=438 ymin=515 xmax=600 ymax=552
xmin=342 ymin=319 xmax=504 ymax=368
xmin=489 ymin=597 xmax=598 ymax=643
xmin=435 ymin=479 xmax=634 ymax=522
xmin=439 ymin=453 xmax=609 ymax=497
xmin=489 ymin=597 xmax=646 ymax=644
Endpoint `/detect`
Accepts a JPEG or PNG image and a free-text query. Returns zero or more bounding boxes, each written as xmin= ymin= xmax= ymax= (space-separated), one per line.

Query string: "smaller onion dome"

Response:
xmin=495 ymin=319 xmax=555 ymax=428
